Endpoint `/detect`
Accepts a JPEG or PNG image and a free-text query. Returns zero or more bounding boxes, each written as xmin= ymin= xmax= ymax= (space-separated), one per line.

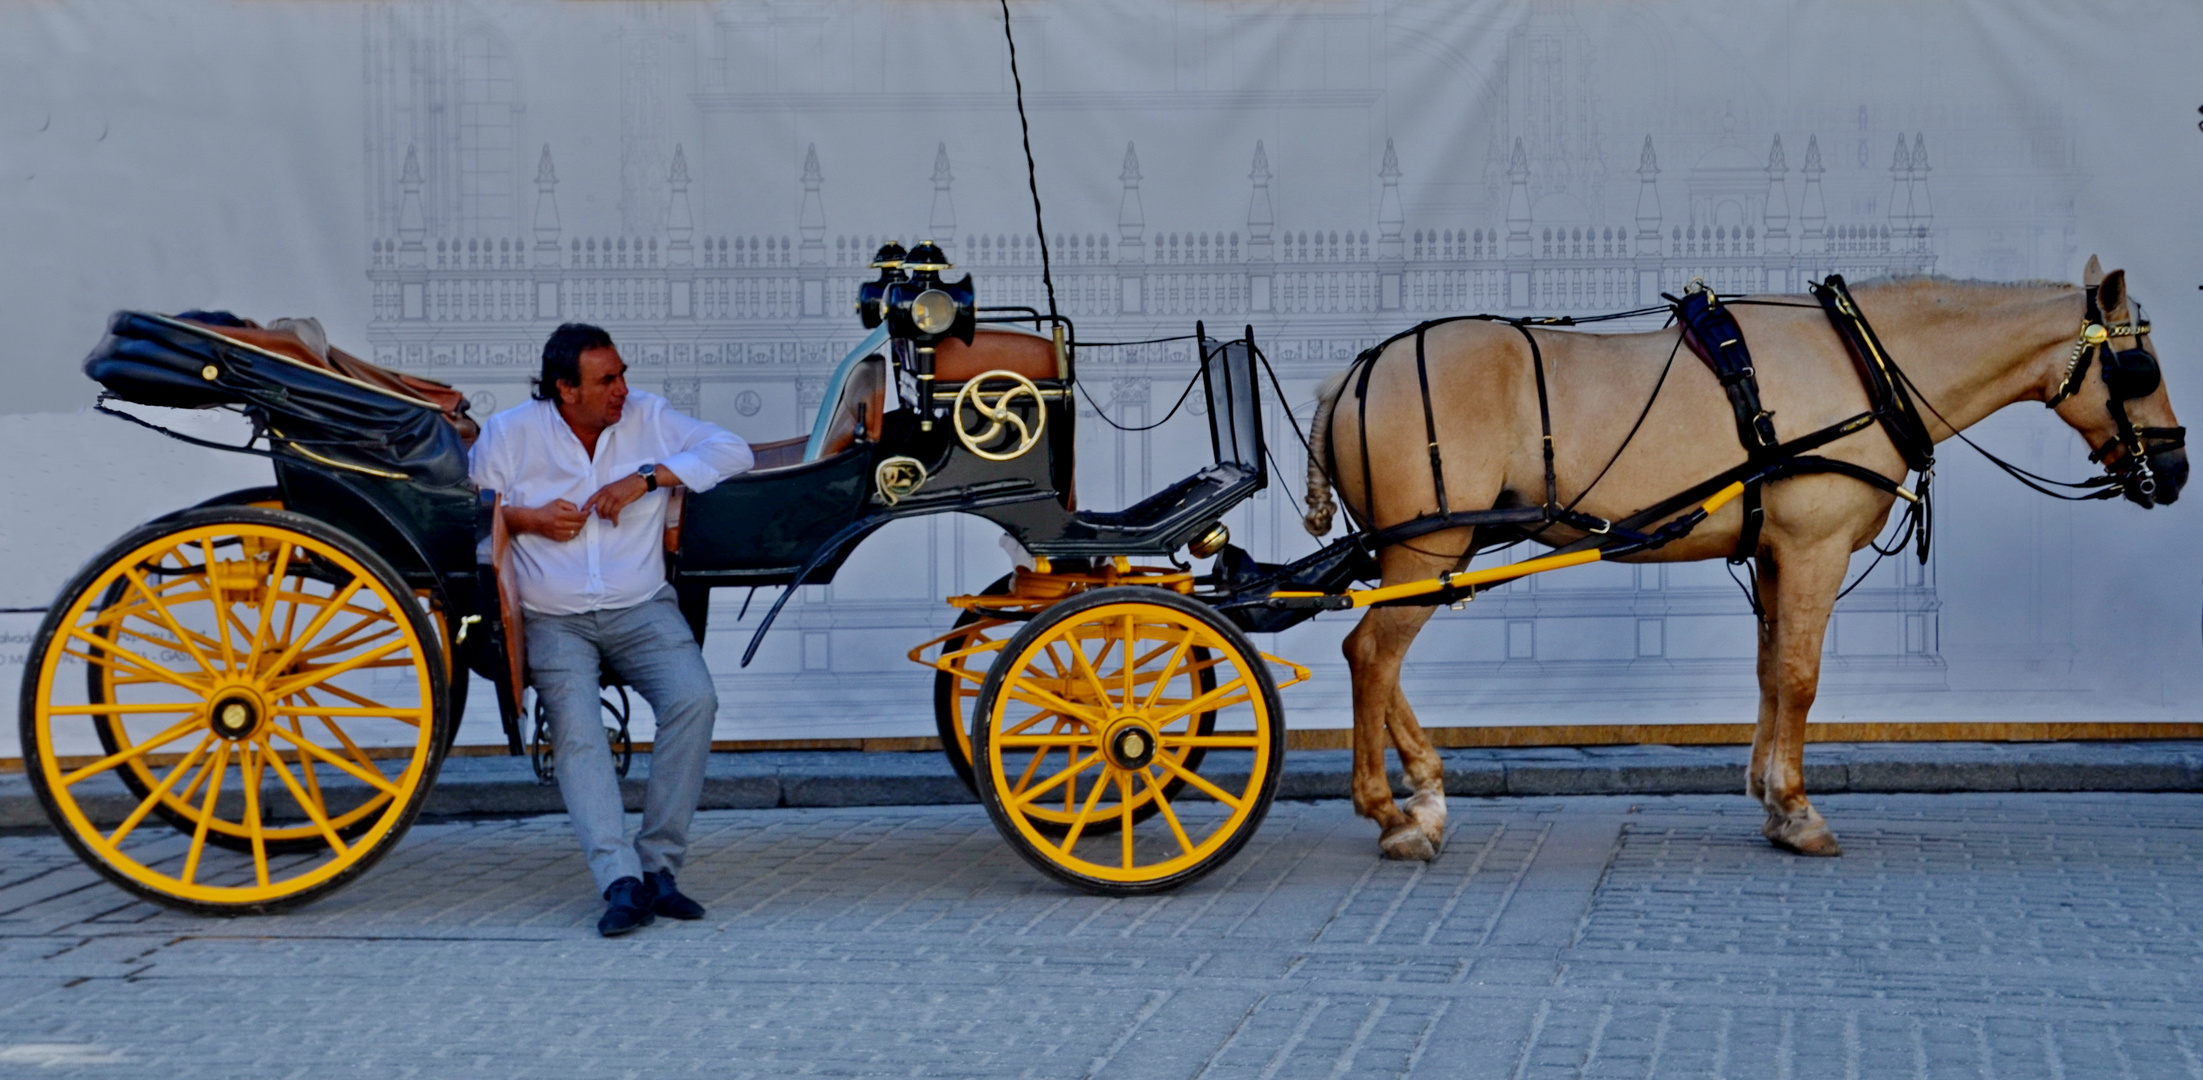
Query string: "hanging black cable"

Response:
xmin=998 ymin=0 xmax=1058 ymax=321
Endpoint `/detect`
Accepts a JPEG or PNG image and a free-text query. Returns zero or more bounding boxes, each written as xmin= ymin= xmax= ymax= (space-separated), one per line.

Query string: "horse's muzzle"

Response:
xmin=2134 ymin=445 xmax=2188 ymax=506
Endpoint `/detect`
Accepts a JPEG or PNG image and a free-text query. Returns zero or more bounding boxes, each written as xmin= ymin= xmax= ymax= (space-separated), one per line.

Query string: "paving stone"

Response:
xmin=4 ymin=786 xmax=2203 ymax=1078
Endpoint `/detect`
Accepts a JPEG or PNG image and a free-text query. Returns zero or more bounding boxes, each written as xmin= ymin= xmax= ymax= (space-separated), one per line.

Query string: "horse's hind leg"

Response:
xmin=1342 ymin=601 xmax=1446 ymax=861
xmin=1754 ymin=540 xmax=1849 ymax=857
xmin=1388 ymin=682 xmax=1447 ymax=849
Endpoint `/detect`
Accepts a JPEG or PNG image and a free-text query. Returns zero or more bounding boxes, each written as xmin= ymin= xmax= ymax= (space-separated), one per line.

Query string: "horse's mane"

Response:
xmin=1845 ymin=274 xmax=2075 ymax=294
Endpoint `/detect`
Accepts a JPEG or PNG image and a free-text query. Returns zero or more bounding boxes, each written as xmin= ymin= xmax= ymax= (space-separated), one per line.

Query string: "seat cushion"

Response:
xmin=934 ymin=326 xmax=1059 ymax=384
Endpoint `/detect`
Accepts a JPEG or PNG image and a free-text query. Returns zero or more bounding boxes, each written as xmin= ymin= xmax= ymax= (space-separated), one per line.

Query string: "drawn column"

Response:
xmin=1632 ymin=136 xmax=1662 ymax=304
xmin=1377 ymin=140 xmax=1404 ymax=310
xmin=1117 ymin=142 xmax=1145 ymax=314
xmin=531 ymin=144 xmax=562 ymax=319
xmin=800 ymin=144 xmax=827 ymax=317
xmin=1246 ymin=142 xmax=1274 ymax=314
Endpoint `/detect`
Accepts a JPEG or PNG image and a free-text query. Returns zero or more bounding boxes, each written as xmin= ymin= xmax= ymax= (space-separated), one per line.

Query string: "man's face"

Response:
xmin=557 ymin=346 xmax=628 ymax=429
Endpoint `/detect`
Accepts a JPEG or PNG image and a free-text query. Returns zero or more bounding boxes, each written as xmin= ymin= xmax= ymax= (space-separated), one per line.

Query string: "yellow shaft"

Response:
xmin=1341 ymin=481 xmax=1748 ymax=609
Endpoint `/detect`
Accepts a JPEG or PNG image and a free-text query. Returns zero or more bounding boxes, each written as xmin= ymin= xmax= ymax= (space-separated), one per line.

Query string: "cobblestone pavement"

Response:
xmin=3 ymin=793 xmax=2201 ymax=1079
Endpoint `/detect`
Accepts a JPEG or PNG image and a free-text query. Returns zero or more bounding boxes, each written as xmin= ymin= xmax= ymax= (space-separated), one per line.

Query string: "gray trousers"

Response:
xmin=525 ymin=588 xmax=719 ymax=894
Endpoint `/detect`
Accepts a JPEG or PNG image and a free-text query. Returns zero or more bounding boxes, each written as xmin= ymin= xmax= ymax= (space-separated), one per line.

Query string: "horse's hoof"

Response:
xmin=1402 ymin=791 xmax=1448 ymax=848
xmin=1764 ymin=814 xmax=1843 ymax=857
xmin=1379 ymin=823 xmax=1438 ymax=861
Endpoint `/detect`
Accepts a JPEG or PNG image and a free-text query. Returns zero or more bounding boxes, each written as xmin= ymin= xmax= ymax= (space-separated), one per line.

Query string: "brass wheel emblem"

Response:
xmin=951 ymin=370 xmax=1047 ymax=462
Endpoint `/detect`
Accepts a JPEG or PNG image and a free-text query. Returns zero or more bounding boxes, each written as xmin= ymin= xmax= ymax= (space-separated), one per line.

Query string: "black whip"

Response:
xmin=998 ymin=0 xmax=1058 ymax=321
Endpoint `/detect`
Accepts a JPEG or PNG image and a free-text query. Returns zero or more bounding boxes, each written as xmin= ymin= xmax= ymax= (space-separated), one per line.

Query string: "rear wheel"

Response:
xmin=973 ymin=587 xmax=1282 ymax=896
xmin=22 ymin=507 xmax=450 ymax=914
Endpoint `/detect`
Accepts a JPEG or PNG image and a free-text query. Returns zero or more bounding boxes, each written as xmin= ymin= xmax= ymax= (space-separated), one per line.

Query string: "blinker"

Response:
xmin=2105 ymin=346 xmax=2160 ymax=401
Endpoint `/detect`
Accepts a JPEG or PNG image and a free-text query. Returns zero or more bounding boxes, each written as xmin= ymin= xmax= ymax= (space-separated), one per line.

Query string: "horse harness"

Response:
xmin=1332 ymin=275 xmax=1942 ymax=604
xmin=2048 ymin=286 xmax=2183 ymax=502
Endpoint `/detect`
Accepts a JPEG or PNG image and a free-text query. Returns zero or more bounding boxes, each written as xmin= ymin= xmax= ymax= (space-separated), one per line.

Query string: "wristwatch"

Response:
xmin=637 ymin=463 xmax=658 ymax=492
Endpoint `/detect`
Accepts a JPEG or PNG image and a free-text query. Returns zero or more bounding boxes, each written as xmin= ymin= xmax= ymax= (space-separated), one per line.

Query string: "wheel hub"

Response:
xmin=206 ymin=687 xmax=266 ymax=741
xmin=1103 ymin=714 xmax=1159 ymax=770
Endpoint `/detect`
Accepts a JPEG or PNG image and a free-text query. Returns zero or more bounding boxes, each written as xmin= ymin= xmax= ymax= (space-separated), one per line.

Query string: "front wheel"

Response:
xmin=21 ymin=507 xmax=451 ymax=914
xmin=972 ymin=587 xmax=1283 ymax=896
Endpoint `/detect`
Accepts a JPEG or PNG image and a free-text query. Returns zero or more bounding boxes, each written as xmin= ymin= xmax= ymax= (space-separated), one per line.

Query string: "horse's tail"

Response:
xmin=1302 ymin=367 xmax=1353 ymax=537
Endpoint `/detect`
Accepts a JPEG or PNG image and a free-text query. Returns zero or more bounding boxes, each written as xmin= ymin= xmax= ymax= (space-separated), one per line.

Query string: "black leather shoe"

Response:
xmin=598 ymin=876 xmax=656 ymax=937
xmin=643 ymin=870 xmax=705 ymax=920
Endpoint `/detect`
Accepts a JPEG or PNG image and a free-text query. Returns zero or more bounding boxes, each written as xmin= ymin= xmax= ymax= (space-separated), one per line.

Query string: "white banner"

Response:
xmin=3 ymin=0 xmax=2199 ymax=754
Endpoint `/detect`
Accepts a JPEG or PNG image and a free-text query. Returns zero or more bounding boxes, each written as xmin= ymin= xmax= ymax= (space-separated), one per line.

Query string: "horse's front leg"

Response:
xmin=1342 ymin=604 xmax=1443 ymax=860
xmin=1755 ymin=540 xmax=1849 ymax=857
xmin=1746 ymin=556 xmax=1782 ymax=802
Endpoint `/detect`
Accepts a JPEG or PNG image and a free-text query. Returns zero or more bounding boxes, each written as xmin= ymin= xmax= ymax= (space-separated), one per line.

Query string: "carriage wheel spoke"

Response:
xmin=1141 ymin=631 xmax=1198 ymax=711
xmin=62 ymin=630 xmax=207 ymax=694
xmin=1007 ymin=749 xmax=1101 ymax=811
xmin=286 ymin=718 xmax=327 ymax=817
xmin=1141 ymin=768 xmax=1196 ymax=855
xmin=265 ymin=637 xmax=408 ymax=700
xmin=258 ymin=578 xmax=367 ymax=689
xmin=1153 ymin=754 xmax=1246 ymax=810
xmin=1119 ymin=769 xmax=1136 ymax=869
xmin=58 ymin=716 xmax=207 ymax=788
xmin=1065 ymin=636 xmax=1117 ymax=711
xmin=1157 ymin=735 xmax=1262 ymax=749
xmin=1008 ymin=740 xmax=1052 ymax=796
xmin=240 ymin=742 xmax=270 ymax=888
xmin=1056 ymin=763 xmax=1115 ymax=854
xmin=180 ymin=742 xmax=233 ymax=886
xmin=265 ymin=727 xmax=401 ymax=796
xmin=1119 ymin=614 xmax=1137 ymax=705
xmin=107 ymin=735 xmax=215 ymax=848
xmin=244 ymin=542 xmax=294 ymax=666
xmin=1151 ymin=677 xmax=1252 ymax=728
xmin=1005 ymin=683 xmax=1104 ymax=725
xmin=294 ymin=690 xmax=389 ymax=777
xmin=118 ymin=566 xmax=218 ymax=676
xmin=996 ymin=733 xmax=1098 ymax=748
xmin=199 ymin=539 xmax=241 ymax=673
xmin=289 ymin=617 xmax=399 ymax=666
xmin=262 ymin=743 xmax=348 ymax=855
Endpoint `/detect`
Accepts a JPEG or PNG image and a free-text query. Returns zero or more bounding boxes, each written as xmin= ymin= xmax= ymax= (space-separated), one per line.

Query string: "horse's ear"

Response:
xmin=2099 ymin=268 xmax=2129 ymax=320
xmin=2083 ymin=254 xmax=2104 ymax=287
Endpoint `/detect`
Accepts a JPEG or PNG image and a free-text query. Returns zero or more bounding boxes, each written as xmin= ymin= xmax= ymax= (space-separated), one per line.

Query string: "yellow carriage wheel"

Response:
xmin=22 ymin=507 xmax=451 ymax=914
xmin=973 ymin=587 xmax=1283 ymax=896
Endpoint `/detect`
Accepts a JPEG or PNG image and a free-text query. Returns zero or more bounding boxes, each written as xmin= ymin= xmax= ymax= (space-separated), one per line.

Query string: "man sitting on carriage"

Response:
xmin=470 ymin=322 xmax=754 ymax=936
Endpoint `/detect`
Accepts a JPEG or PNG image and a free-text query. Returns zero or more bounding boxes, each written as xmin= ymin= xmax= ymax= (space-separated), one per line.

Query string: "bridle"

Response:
xmin=2046 ymin=285 xmax=2184 ymax=503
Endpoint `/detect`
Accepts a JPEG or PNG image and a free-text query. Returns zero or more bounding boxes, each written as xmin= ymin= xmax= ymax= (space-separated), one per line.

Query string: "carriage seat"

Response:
xmin=935 ymin=325 xmax=1061 ymax=385
xmin=748 ymin=354 xmax=888 ymax=472
xmin=85 ymin=310 xmax=473 ymax=488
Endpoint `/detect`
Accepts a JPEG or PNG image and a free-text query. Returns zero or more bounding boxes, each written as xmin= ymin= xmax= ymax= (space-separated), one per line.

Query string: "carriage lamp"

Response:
xmin=884 ymin=241 xmax=976 ymax=431
xmin=855 ymin=242 xmax=908 ymax=329
xmin=885 ymin=241 xmax=975 ymax=345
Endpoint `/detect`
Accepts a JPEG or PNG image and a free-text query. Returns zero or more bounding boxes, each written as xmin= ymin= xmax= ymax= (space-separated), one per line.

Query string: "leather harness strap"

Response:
xmin=1328 ymin=280 xmax=1931 ymax=583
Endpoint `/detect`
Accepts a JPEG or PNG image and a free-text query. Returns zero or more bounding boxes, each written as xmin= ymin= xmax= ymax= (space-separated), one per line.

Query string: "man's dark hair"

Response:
xmin=534 ymin=323 xmax=615 ymax=401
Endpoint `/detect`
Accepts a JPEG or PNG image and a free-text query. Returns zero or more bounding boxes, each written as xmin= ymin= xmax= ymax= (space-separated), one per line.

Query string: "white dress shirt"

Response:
xmin=470 ymin=391 xmax=754 ymax=616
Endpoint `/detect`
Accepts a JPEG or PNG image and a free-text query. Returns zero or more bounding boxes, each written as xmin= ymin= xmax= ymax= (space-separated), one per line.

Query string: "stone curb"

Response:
xmin=5 ymin=741 xmax=2200 ymax=830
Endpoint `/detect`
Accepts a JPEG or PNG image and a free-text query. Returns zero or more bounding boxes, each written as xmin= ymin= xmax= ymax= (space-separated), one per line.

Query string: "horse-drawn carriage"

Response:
xmin=22 ymin=232 xmax=2184 ymax=913
xmin=20 ymin=243 xmax=1349 ymax=912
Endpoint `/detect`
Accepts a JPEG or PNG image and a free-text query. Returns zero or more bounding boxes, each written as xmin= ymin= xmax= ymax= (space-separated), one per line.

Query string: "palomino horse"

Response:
xmin=1301 ymin=259 xmax=2185 ymax=859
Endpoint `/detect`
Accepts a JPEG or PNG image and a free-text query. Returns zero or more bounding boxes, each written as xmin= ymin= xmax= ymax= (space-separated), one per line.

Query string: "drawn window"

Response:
xmin=458 ymin=31 xmax=516 ymax=235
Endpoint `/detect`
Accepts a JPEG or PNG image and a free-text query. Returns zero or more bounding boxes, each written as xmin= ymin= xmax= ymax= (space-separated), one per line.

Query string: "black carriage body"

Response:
xmin=666 ymin=321 xmax=1268 ymax=594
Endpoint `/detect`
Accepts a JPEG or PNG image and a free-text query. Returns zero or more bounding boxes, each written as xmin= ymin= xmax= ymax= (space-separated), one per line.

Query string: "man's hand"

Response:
xmin=507 ymin=499 xmax=589 ymax=543
xmin=583 ymin=464 xmax=683 ymax=527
